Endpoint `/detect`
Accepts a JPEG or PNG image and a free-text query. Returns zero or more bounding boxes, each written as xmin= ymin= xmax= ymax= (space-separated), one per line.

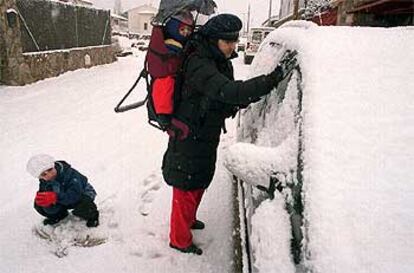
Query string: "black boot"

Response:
xmin=86 ymin=218 xmax=99 ymax=228
xmin=43 ymin=210 xmax=68 ymax=226
xmin=169 ymin=243 xmax=203 ymax=255
xmin=191 ymin=220 xmax=205 ymax=230
xmin=43 ymin=218 xmax=61 ymax=226
xmin=72 ymin=195 xmax=99 ymax=228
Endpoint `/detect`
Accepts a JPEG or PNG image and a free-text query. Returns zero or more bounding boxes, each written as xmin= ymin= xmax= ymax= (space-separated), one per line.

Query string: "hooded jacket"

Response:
xmin=38 ymin=161 xmax=97 ymax=210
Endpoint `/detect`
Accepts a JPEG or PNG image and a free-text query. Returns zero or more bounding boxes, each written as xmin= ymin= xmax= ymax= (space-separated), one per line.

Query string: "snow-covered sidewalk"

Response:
xmin=0 ymin=54 xmax=246 ymax=272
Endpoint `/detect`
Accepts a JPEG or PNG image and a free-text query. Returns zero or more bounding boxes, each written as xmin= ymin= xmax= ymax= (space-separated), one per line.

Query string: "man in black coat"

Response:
xmin=162 ymin=14 xmax=298 ymax=255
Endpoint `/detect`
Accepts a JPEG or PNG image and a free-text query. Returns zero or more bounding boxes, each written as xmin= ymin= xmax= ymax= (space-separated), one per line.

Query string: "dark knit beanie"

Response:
xmin=199 ymin=14 xmax=242 ymax=41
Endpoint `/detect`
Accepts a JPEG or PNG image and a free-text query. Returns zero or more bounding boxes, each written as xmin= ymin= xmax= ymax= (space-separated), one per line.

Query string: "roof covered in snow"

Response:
xmin=127 ymin=4 xmax=157 ymax=15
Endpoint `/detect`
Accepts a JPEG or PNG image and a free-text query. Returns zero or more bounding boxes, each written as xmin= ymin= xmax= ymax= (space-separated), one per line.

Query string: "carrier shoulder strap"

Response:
xmin=113 ymin=58 xmax=150 ymax=113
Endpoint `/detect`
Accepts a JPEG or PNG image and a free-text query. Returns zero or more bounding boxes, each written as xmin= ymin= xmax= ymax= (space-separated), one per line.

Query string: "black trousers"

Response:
xmin=34 ymin=195 xmax=99 ymax=222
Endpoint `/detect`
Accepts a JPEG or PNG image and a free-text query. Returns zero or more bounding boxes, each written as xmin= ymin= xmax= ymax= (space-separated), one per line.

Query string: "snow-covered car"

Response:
xmin=132 ymin=40 xmax=149 ymax=51
xmin=140 ymin=34 xmax=152 ymax=40
xmin=244 ymin=27 xmax=274 ymax=64
xmin=112 ymin=35 xmax=134 ymax=57
xmin=111 ymin=36 xmax=123 ymax=56
xmin=225 ymin=21 xmax=414 ymax=273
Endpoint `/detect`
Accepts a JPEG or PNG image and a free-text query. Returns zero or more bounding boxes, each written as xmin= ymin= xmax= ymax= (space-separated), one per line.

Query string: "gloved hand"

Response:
xmin=267 ymin=50 xmax=298 ymax=87
xmin=157 ymin=114 xmax=172 ymax=130
xmin=35 ymin=191 xmax=57 ymax=207
xmin=167 ymin=118 xmax=190 ymax=141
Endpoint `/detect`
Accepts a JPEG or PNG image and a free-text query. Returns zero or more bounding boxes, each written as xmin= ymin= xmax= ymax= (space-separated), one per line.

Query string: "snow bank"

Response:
xmin=250 ymin=198 xmax=295 ymax=273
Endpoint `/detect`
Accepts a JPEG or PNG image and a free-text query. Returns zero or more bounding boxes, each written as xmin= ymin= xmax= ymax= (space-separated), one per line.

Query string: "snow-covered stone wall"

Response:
xmin=20 ymin=45 xmax=115 ymax=85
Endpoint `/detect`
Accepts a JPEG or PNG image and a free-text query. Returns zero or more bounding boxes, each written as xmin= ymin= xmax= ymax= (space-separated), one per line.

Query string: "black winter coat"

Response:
xmin=162 ymin=37 xmax=275 ymax=190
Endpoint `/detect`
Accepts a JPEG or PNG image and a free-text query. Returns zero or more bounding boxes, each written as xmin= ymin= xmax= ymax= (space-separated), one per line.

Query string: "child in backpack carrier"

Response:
xmin=27 ymin=154 xmax=99 ymax=227
xmin=149 ymin=11 xmax=195 ymax=140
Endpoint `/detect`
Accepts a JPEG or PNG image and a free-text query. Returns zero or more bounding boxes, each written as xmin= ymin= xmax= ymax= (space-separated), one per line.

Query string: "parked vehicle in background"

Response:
xmin=244 ymin=26 xmax=275 ymax=64
xmin=237 ymin=36 xmax=247 ymax=52
xmin=111 ymin=36 xmax=123 ymax=56
xmin=128 ymin=32 xmax=141 ymax=39
xmin=111 ymin=35 xmax=134 ymax=57
xmin=140 ymin=34 xmax=152 ymax=40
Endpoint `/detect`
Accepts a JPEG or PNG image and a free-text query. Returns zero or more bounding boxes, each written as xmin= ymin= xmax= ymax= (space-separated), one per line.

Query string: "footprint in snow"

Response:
xmin=139 ymin=172 xmax=163 ymax=216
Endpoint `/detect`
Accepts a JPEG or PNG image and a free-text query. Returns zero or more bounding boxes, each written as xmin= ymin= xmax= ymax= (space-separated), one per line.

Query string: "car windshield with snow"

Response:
xmin=225 ymin=21 xmax=414 ymax=273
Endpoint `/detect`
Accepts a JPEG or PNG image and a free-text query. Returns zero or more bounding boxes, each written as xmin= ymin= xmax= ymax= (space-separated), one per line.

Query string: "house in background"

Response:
xmin=127 ymin=4 xmax=157 ymax=35
xmin=111 ymin=13 xmax=128 ymax=34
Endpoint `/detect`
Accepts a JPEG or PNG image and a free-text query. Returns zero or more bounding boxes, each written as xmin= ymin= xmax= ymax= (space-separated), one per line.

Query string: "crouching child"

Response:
xmin=27 ymin=154 xmax=99 ymax=227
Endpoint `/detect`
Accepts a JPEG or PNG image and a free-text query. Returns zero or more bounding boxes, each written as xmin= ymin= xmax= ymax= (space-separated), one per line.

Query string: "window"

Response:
xmin=144 ymin=22 xmax=148 ymax=31
xmin=252 ymin=31 xmax=262 ymax=43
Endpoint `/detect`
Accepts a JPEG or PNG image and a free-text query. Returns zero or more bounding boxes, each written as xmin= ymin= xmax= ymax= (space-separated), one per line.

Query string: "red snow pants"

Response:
xmin=169 ymin=187 xmax=205 ymax=248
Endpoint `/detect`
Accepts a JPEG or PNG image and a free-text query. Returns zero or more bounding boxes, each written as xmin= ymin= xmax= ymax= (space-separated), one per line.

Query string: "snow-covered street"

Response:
xmin=0 ymin=53 xmax=250 ymax=273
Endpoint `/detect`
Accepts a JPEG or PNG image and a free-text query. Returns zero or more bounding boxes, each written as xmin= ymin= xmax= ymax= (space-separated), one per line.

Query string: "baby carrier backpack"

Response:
xmin=114 ymin=24 xmax=190 ymax=130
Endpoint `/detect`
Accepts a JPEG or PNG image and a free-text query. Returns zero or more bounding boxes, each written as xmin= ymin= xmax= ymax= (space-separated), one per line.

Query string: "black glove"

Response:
xmin=157 ymin=114 xmax=171 ymax=130
xmin=267 ymin=50 xmax=298 ymax=88
xmin=166 ymin=118 xmax=190 ymax=141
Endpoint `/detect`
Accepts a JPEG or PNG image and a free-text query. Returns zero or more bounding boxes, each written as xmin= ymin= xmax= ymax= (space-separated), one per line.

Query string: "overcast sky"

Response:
xmin=91 ymin=0 xmax=281 ymax=28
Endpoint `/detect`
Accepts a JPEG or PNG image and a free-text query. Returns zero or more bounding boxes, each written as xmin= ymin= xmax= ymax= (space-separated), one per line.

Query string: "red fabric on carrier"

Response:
xmin=147 ymin=26 xmax=182 ymax=78
xmin=152 ymin=76 xmax=175 ymax=114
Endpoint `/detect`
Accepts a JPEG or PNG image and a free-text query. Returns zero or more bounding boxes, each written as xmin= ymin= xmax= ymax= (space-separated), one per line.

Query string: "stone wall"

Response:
xmin=0 ymin=0 xmax=26 ymax=84
xmin=0 ymin=5 xmax=6 ymax=83
xmin=13 ymin=45 xmax=115 ymax=85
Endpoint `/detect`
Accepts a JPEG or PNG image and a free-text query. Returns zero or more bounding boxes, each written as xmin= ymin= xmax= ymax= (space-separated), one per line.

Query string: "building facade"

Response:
xmin=336 ymin=0 xmax=414 ymax=27
xmin=273 ymin=0 xmax=413 ymax=27
xmin=127 ymin=4 xmax=157 ymax=35
xmin=279 ymin=0 xmax=306 ymax=19
xmin=111 ymin=14 xmax=128 ymax=34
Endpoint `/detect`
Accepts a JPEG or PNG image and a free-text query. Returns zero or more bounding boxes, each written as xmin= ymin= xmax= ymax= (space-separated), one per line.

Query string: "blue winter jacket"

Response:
xmin=38 ymin=161 xmax=97 ymax=210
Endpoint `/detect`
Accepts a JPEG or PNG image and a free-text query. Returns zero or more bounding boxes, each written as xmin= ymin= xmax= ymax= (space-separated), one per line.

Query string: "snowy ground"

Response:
xmin=0 ymin=52 xmax=250 ymax=272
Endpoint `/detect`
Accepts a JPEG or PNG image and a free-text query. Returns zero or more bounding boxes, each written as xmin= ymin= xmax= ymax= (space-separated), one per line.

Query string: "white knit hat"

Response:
xmin=26 ymin=154 xmax=55 ymax=178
